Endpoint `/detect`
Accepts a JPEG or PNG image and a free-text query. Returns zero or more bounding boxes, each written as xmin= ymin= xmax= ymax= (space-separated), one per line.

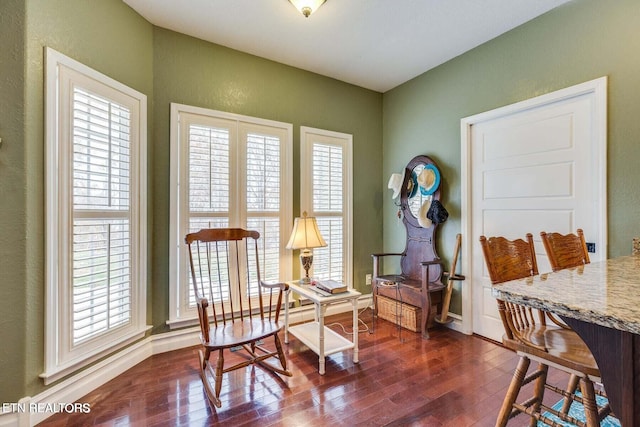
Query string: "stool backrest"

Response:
xmin=479 ymin=233 xmax=544 ymax=346
xmin=540 ymin=229 xmax=590 ymax=272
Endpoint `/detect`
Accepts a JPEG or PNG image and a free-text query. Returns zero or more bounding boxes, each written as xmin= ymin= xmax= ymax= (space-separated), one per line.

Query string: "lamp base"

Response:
xmin=299 ymin=276 xmax=312 ymax=285
xmin=300 ymin=249 xmax=313 ymax=285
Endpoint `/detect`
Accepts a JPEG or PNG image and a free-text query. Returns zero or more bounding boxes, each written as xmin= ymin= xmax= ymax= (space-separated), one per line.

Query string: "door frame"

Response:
xmin=459 ymin=76 xmax=608 ymax=335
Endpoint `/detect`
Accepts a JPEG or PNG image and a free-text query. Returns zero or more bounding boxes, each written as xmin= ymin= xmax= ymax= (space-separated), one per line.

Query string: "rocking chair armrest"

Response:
xmin=260 ymin=280 xmax=289 ymax=292
xmin=420 ymin=260 xmax=443 ymax=267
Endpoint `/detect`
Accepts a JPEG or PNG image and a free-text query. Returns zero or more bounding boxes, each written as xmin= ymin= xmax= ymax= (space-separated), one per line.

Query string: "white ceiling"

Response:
xmin=123 ymin=0 xmax=571 ymax=93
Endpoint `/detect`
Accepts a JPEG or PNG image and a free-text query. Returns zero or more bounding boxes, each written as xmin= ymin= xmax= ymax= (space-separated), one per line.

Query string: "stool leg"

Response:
xmin=579 ymin=378 xmax=599 ymax=427
xmin=528 ymin=363 xmax=548 ymax=427
xmin=496 ymin=356 xmax=530 ymax=427
xmin=561 ymin=374 xmax=580 ymax=414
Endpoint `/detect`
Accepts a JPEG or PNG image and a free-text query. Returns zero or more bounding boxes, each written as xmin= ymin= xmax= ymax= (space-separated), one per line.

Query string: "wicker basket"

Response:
xmin=376 ymin=295 xmax=436 ymax=332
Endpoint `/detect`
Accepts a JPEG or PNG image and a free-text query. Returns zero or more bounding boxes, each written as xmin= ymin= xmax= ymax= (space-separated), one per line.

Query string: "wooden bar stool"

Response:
xmin=480 ymin=234 xmax=612 ymax=427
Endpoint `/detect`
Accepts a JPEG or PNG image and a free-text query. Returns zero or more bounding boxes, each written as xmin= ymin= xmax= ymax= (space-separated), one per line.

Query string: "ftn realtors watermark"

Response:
xmin=2 ymin=402 xmax=91 ymax=414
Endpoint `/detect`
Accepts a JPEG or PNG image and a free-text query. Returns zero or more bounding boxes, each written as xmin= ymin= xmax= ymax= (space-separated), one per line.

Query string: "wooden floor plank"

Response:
xmin=38 ymin=309 xmax=572 ymax=426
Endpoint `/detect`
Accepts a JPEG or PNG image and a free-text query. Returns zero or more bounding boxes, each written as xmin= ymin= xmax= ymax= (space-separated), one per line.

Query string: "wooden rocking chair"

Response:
xmin=185 ymin=228 xmax=292 ymax=408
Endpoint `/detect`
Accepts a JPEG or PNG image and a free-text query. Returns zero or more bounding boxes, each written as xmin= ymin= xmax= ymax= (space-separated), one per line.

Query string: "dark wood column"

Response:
xmin=562 ymin=316 xmax=639 ymax=426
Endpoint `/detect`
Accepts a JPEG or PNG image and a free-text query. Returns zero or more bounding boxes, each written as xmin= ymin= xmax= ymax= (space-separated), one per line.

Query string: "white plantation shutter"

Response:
xmin=186 ymin=121 xmax=232 ymax=234
xmin=72 ymin=88 xmax=133 ymax=344
xmin=314 ymin=218 xmax=344 ymax=281
xmin=169 ymin=105 xmax=292 ymax=325
xmin=301 ymin=127 xmax=352 ymax=285
xmin=72 ymin=220 xmax=131 ymax=343
xmin=247 ymin=217 xmax=280 ymax=293
xmin=311 ymin=143 xmax=344 ymax=281
xmin=45 ymin=48 xmax=147 ymax=382
xmin=246 ymin=132 xmax=282 ymax=288
xmin=186 ymin=122 xmax=231 ymax=306
xmin=246 ymin=133 xmax=281 ymax=213
xmin=312 ymin=143 xmax=343 ymax=212
xmin=188 ymin=125 xmax=230 ymax=214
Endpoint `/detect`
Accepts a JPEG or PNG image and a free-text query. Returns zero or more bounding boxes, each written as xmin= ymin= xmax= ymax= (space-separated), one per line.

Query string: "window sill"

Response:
xmin=40 ymin=325 xmax=152 ymax=385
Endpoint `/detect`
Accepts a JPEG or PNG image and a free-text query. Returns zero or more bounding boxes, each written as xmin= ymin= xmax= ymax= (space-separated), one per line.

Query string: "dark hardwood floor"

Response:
xmin=38 ymin=309 xmax=569 ymax=426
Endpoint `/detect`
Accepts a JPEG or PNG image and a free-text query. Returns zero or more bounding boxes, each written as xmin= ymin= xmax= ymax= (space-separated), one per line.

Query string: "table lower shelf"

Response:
xmin=288 ymin=322 xmax=354 ymax=356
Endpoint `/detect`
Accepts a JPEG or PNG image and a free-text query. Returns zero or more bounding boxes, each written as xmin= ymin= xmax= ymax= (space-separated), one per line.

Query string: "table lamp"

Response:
xmin=286 ymin=211 xmax=327 ymax=284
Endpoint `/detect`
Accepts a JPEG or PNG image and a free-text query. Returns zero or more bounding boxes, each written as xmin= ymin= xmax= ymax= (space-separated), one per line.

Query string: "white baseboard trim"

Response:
xmin=0 ymin=295 xmax=372 ymax=427
xmin=441 ymin=313 xmax=469 ymax=334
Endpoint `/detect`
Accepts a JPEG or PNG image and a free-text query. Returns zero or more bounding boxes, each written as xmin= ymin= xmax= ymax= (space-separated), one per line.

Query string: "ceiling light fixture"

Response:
xmin=288 ymin=0 xmax=326 ymax=18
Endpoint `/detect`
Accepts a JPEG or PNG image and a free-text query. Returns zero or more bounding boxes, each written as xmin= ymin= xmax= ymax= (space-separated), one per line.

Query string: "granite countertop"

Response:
xmin=492 ymin=255 xmax=640 ymax=334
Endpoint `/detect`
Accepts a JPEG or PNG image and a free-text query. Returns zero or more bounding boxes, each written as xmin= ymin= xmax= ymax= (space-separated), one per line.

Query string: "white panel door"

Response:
xmin=463 ymin=78 xmax=607 ymax=341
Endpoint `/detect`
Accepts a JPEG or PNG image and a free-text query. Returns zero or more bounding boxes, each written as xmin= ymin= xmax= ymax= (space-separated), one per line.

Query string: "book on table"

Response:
xmin=313 ymin=279 xmax=347 ymax=294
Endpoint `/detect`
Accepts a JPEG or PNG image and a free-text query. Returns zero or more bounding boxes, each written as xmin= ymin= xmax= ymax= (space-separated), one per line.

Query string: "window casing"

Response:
xmin=300 ymin=127 xmax=353 ymax=285
xmin=169 ymin=104 xmax=293 ymax=326
xmin=44 ymin=48 xmax=148 ymax=384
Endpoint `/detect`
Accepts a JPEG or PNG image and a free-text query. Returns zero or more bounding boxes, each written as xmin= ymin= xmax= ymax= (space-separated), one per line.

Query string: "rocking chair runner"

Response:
xmin=185 ymin=228 xmax=292 ymax=408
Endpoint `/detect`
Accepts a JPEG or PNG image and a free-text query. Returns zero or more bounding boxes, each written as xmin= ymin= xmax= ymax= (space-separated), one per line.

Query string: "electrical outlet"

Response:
xmin=586 ymin=242 xmax=596 ymax=253
xmin=365 ymin=274 xmax=372 ymax=285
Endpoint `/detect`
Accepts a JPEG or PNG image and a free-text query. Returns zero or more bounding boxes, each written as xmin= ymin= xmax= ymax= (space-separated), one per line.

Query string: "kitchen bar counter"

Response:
xmin=492 ymin=255 xmax=640 ymax=334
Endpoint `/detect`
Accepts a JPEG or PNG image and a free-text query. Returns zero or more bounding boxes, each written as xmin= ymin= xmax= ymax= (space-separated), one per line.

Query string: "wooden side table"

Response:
xmin=283 ymin=281 xmax=361 ymax=375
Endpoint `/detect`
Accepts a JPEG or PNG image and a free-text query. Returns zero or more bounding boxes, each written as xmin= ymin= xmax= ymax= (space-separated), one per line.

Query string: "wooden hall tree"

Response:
xmin=372 ymin=155 xmax=445 ymax=338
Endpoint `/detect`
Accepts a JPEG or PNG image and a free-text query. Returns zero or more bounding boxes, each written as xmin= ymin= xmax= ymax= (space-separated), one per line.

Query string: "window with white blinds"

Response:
xmin=169 ymin=104 xmax=292 ymax=325
xmin=72 ymin=88 xmax=132 ymax=344
xmin=44 ymin=48 xmax=147 ymax=383
xmin=245 ymin=130 xmax=282 ymax=288
xmin=300 ymin=127 xmax=353 ymax=285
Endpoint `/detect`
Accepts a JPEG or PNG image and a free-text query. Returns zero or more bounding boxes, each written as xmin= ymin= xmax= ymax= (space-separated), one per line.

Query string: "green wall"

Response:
xmin=382 ymin=0 xmax=640 ymax=315
xmin=21 ymin=0 xmax=154 ymax=399
xmin=150 ymin=28 xmax=383 ymax=332
xmin=0 ymin=0 xmax=28 ymax=407
xmin=0 ymin=0 xmax=382 ymax=402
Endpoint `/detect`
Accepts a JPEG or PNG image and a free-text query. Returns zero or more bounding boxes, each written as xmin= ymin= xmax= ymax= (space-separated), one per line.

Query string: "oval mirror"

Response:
xmin=407 ymin=163 xmax=427 ymax=218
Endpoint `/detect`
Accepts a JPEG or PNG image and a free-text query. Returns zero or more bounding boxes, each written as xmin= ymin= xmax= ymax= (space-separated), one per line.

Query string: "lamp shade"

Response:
xmin=286 ymin=212 xmax=327 ymax=250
